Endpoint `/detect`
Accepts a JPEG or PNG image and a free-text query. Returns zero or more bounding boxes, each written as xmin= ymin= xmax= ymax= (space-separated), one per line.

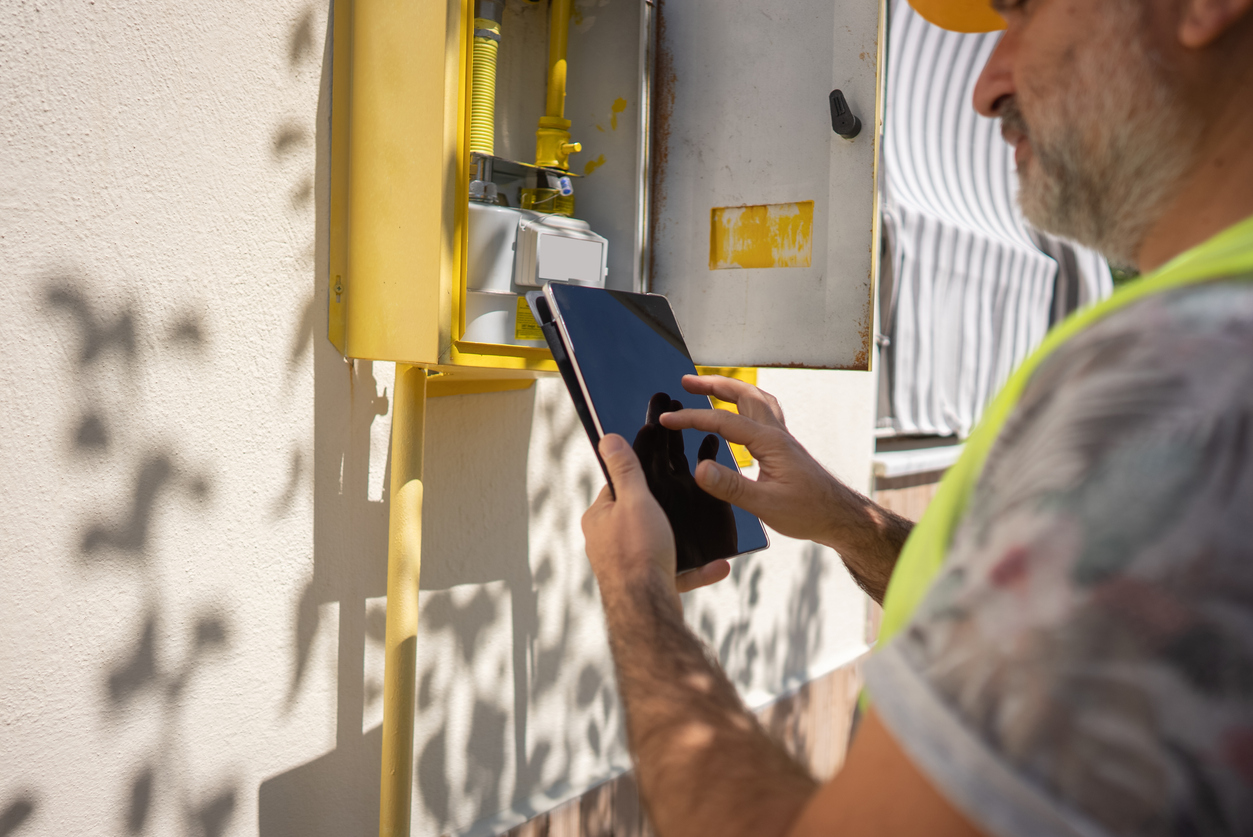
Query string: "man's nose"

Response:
xmin=973 ymin=29 xmax=1016 ymax=117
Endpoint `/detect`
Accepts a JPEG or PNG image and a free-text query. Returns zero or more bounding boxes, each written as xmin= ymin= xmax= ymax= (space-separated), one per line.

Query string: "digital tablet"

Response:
xmin=531 ymin=283 xmax=770 ymax=573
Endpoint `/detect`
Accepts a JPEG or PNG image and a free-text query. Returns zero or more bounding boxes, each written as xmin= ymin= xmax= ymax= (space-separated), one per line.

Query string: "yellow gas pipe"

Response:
xmin=379 ymin=365 xmax=427 ymax=837
xmin=535 ymin=0 xmax=581 ymax=170
xmin=470 ymin=0 xmax=503 ymax=155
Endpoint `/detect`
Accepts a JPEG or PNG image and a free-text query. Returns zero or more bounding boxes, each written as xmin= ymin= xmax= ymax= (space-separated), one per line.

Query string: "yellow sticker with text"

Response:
xmin=515 ymin=295 xmax=545 ymax=341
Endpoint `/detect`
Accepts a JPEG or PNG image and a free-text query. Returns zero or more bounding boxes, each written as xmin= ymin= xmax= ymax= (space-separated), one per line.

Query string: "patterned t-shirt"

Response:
xmin=865 ymin=278 xmax=1253 ymax=837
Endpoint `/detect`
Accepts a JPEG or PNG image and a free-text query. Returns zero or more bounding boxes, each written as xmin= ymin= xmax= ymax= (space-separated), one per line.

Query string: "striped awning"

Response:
xmin=878 ymin=0 xmax=1112 ymax=438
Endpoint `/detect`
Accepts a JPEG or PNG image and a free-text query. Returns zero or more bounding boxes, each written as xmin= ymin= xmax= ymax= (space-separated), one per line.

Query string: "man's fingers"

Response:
xmin=680 ymin=374 xmax=746 ymax=402
xmin=659 ymin=407 xmax=766 ymax=448
xmin=680 ymin=375 xmax=786 ymax=427
xmin=694 ymin=458 xmax=756 ymax=508
xmin=676 ymin=559 xmax=732 ymax=593
xmin=598 ymin=434 xmax=651 ymax=499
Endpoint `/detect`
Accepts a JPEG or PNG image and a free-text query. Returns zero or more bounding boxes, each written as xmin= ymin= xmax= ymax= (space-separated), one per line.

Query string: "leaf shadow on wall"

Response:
xmin=40 ymin=268 xmax=232 ymax=835
xmin=0 ymin=796 xmax=36 ymax=837
xmin=258 ymin=7 xmax=388 ymax=835
xmin=412 ymin=386 xmax=540 ymax=831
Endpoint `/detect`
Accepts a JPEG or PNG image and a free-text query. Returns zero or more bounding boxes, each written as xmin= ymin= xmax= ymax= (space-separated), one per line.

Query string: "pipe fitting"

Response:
xmin=536 ymin=0 xmax=579 ymax=170
xmin=536 ymin=116 xmax=578 ymax=169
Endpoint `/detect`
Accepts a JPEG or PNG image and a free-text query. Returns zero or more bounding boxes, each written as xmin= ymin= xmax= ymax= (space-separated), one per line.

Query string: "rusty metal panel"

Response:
xmin=650 ymin=0 xmax=883 ymax=369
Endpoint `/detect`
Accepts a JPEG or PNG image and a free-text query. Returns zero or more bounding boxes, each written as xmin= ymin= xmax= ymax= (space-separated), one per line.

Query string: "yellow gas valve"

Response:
xmin=536 ymin=116 xmax=580 ymax=170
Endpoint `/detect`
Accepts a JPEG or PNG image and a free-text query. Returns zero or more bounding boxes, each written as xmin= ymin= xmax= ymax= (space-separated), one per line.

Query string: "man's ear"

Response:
xmin=1179 ymin=0 xmax=1253 ymax=47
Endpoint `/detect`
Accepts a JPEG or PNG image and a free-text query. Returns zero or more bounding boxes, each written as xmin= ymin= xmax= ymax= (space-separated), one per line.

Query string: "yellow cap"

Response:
xmin=909 ymin=0 xmax=1006 ymax=33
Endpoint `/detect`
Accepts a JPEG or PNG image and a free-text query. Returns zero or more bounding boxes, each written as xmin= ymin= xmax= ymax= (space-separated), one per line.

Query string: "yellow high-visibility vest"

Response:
xmin=877 ymin=214 xmax=1253 ymax=648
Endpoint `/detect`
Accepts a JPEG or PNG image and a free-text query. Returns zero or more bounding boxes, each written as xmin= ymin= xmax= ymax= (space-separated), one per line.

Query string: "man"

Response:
xmin=580 ymin=0 xmax=1253 ymax=834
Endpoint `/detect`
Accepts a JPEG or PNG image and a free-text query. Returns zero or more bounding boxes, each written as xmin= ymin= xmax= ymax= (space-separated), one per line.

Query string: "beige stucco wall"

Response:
xmin=0 ymin=3 xmax=875 ymax=836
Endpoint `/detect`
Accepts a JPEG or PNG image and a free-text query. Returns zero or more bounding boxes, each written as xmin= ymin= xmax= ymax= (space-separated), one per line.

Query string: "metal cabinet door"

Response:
xmin=649 ymin=0 xmax=883 ymax=369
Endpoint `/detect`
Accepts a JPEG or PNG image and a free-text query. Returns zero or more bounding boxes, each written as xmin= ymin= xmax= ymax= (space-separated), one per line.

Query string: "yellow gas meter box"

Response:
xmin=328 ymin=0 xmax=885 ymax=377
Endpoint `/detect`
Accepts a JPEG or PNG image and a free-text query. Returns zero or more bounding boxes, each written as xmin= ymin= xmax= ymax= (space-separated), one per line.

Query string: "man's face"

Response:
xmin=977 ymin=0 xmax=1197 ymax=267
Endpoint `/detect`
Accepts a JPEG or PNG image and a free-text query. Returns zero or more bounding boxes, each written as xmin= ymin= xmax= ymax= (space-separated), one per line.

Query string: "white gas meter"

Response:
xmin=463 ymin=201 xmax=608 ymax=346
xmin=513 ymin=215 xmax=608 ymax=288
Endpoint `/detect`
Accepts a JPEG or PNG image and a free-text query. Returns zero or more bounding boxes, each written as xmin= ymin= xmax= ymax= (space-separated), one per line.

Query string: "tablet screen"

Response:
xmin=547 ymin=283 xmax=770 ymax=570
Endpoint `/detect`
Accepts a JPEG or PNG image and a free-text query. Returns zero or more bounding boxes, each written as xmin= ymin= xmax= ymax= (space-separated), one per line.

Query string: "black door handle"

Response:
xmin=829 ymin=89 xmax=862 ymax=139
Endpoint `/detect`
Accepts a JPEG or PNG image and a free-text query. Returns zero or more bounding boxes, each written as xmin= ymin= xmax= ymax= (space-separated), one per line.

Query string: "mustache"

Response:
xmin=999 ymin=97 xmax=1029 ymax=141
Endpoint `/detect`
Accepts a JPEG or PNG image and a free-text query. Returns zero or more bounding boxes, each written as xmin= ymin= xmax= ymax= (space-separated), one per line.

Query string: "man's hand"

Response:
xmin=582 ymin=433 xmax=731 ymax=600
xmin=659 ymin=375 xmax=850 ymax=546
xmin=660 ymin=375 xmax=913 ymax=602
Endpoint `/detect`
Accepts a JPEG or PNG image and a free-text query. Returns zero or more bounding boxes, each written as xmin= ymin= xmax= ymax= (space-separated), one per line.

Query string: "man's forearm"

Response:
xmin=600 ymin=572 xmax=818 ymax=837
xmin=821 ymin=480 xmax=914 ymax=604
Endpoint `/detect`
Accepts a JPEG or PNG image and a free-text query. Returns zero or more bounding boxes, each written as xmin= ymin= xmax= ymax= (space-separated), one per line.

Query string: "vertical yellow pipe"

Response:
xmin=379 ymin=364 xmax=427 ymax=837
xmin=534 ymin=0 xmax=580 ymax=169
xmin=544 ymin=0 xmax=570 ymax=119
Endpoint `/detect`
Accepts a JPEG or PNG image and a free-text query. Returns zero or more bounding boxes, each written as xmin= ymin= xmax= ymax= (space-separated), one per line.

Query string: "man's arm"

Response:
xmin=584 ymin=433 xmax=816 ymax=835
xmin=660 ymin=375 xmax=912 ymax=602
xmin=583 ymin=434 xmax=983 ymax=837
xmin=600 ymin=563 xmax=819 ymax=837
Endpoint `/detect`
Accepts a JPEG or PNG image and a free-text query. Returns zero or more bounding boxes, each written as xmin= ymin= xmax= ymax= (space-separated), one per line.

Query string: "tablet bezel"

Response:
xmin=543 ymin=283 xmax=607 ymax=442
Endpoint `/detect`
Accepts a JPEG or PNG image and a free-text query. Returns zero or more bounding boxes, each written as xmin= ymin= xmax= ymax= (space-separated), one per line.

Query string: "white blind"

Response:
xmin=879 ymin=0 xmax=1112 ymax=438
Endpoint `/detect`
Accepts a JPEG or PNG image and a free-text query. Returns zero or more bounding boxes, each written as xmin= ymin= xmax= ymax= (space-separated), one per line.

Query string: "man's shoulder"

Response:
xmin=1023 ymin=276 xmax=1253 ymax=408
xmin=871 ymin=277 xmax=1253 ymax=837
xmin=968 ymin=276 xmax=1253 ymax=529
xmin=986 ymin=276 xmax=1253 ymax=488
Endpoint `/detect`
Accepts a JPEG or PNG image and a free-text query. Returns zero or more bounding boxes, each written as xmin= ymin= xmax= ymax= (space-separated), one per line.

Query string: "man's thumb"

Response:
xmin=694 ymin=459 xmax=751 ymax=506
xmin=599 ymin=434 xmax=649 ymax=497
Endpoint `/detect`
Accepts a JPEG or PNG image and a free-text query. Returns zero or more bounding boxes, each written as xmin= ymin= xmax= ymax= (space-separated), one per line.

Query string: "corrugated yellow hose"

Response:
xmin=470 ymin=17 xmax=500 ymax=156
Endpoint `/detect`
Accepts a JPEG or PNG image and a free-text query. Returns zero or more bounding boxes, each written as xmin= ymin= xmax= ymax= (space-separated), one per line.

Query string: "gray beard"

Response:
xmin=1007 ymin=21 xmax=1196 ymax=268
